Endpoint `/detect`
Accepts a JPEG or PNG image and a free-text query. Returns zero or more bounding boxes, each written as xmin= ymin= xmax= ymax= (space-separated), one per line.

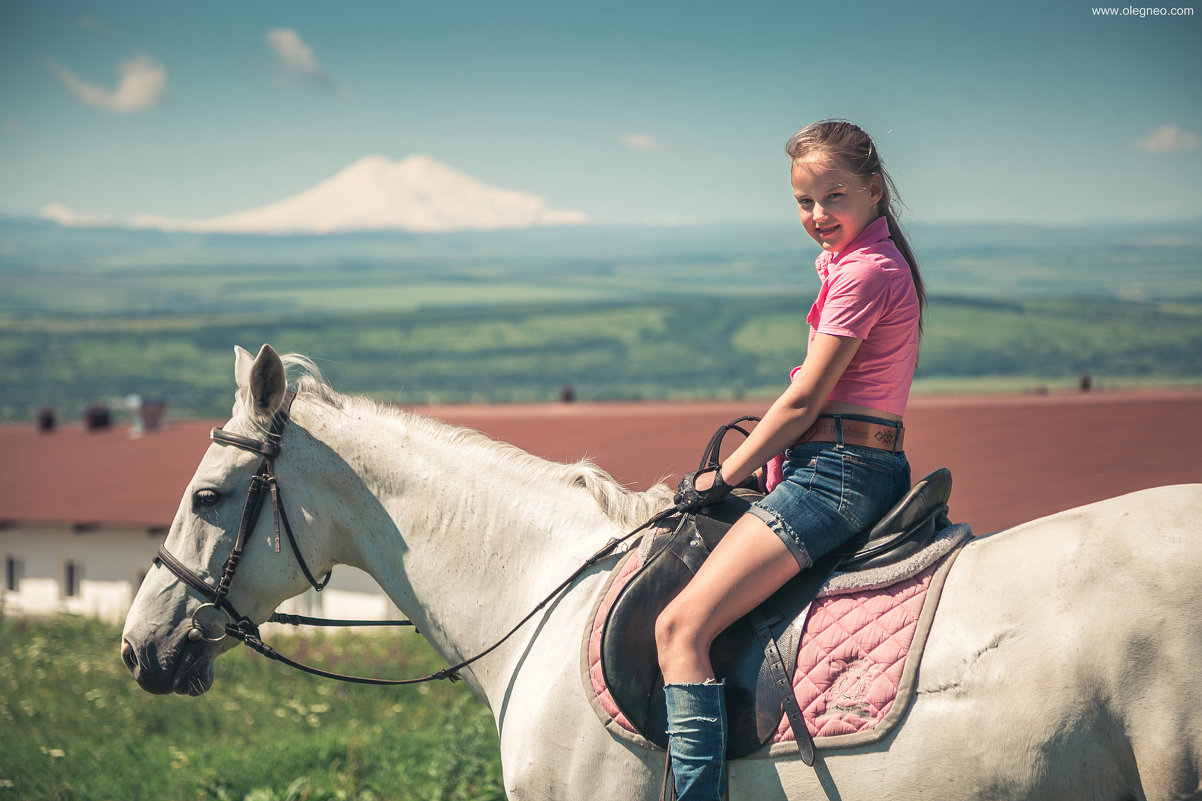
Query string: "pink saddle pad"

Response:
xmin=585 ymin=532 xmax=965 ymax=755
xmin=776 ymin=564 xmax=935 ymax=742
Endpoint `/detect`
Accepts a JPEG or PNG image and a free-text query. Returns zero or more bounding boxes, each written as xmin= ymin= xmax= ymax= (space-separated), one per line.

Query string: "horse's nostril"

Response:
xmin=121 ymin=639 xmax=139 ymax=672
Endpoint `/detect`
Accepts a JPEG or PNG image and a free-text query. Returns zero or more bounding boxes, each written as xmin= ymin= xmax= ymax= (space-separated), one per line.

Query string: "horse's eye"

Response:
xmin=194 ymin=489 xmax=221 ymax=508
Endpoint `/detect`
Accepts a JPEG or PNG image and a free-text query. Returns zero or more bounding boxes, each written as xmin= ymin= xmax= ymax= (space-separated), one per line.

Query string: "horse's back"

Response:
xmin=912 ymin=484 xmax=1202 ymax=801
xmin=931 ymin=483 xmax=1202 ymax=677
xmin=975 ymin=483 xmax=1202 ymax=606
xmin=535 ymin=485 xmax=1202 ymax=800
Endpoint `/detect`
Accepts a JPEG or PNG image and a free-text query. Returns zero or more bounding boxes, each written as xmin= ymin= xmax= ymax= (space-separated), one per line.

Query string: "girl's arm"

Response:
xmin=699 ymin=333 xmax=862 ymax=490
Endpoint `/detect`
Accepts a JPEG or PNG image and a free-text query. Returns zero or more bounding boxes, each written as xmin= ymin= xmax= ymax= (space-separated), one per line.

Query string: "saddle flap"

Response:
xmin=600 ymin=503 xmax=780 ymax=758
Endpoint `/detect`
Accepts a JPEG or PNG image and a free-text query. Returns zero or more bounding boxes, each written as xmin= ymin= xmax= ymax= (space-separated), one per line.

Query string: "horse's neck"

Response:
xmin=305 ymin=402 xmax=635 ymax=678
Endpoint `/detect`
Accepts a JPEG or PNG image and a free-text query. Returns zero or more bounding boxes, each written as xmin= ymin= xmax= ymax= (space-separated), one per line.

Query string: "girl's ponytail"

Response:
xmin=883 ymin=210 xmax=925 ymax=333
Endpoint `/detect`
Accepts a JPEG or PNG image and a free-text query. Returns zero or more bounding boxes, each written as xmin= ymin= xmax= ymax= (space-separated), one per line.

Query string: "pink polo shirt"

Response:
xmin=795 ymin=215 xmax=920 ymax=417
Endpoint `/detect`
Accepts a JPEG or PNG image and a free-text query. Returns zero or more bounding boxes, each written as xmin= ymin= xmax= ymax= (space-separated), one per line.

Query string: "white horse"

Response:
xmin=122 ymin=345 xmax=1202 ymax=801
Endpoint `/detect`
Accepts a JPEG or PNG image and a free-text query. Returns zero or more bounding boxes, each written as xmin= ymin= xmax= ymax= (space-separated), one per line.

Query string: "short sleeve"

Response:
xmin=813 ymin=256 xmax=891 ymax=340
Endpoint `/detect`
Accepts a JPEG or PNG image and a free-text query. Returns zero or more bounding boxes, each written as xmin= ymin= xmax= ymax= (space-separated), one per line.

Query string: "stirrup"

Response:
xmin=660 ymin=750 xmax=676 ymax=801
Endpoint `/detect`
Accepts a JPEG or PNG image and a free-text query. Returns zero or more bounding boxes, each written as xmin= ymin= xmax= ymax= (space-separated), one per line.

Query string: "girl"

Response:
xmin=655 ymin=120 xmax=926 ymax=800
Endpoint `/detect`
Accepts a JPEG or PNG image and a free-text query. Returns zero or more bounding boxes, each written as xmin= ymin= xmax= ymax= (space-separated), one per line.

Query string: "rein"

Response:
xmin=154 ymin=391 xmax=676 ymax=687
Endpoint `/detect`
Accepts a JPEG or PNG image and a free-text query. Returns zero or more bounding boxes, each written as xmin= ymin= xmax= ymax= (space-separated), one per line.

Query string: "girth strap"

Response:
xmin=753 ymin=610 xmax=815 ymax=766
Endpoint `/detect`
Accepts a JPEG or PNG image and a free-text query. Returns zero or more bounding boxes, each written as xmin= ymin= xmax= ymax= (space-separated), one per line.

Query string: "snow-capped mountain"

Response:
xmin=41 ymin=154 xmax=588 ymax=234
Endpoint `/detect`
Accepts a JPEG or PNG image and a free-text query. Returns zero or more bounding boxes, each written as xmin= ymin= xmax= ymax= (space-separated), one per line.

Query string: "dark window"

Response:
xmin=4 ymin=556 xmax=20 ymax=592
xmin=64 ymin=561 xmax=82 ymax=597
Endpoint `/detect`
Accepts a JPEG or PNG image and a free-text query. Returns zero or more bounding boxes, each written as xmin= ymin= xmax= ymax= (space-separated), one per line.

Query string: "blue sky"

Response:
xmin=1 ymin=0 xmax=1200 ymax=228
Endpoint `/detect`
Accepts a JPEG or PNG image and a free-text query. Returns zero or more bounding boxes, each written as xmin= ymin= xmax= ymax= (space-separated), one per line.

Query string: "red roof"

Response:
xmin=0 ymin=420 xmax=215 ymax=531
xmin=2 ymin=392 xmax=1199 ymax=535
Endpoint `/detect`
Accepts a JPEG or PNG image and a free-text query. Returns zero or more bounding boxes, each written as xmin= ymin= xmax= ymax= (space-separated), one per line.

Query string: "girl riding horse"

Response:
xmin=656 ymin=120 xmax=926 ymax=800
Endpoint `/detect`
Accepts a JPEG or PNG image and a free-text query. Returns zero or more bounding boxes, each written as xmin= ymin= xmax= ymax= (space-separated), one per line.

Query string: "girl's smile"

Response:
xmin=791 ymin=156 xmax=883 ymax=254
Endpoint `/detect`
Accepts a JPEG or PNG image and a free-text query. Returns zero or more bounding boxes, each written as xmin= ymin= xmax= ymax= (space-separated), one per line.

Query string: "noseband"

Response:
xmin=154 ymin=391 xmax=331 ymax=643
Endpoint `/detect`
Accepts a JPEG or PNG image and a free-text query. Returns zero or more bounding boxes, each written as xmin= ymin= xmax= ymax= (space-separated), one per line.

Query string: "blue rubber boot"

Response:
xmin=664 ymin=681 xmax=726 ymax=801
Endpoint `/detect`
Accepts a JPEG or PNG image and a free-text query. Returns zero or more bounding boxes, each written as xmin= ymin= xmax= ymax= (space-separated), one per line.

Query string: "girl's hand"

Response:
xmin=675 ymin=468 xmax=732 ymax=510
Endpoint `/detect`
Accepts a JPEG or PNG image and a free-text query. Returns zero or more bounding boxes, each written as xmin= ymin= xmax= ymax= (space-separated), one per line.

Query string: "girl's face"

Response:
xmin=790 ymin=155 xmax=883 ymax=254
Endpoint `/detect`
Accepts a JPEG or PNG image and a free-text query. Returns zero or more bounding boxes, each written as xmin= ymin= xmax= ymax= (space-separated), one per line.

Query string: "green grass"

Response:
xmin=2 ymin=293 xmax=1200 ymax=422
xmin=0 ymin=615 xmax=504 ymax=801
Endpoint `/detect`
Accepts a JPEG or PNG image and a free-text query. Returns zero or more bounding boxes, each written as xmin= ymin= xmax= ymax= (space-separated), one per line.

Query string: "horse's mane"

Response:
xmin=259 ymin=354 xmax=674 ymax=529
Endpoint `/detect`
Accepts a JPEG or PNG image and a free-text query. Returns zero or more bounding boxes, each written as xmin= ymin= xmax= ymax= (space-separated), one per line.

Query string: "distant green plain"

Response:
xmin=1 ymin=220 xmax=1199 ymax=421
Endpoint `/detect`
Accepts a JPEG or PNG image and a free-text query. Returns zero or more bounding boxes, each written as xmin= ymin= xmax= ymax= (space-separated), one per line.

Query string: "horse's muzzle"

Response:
xmin=121 ymin=635 xmax=215 ymax=696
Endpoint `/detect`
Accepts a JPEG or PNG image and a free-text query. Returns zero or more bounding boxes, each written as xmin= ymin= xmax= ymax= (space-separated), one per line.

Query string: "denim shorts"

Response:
xmin=748 ymin=440 xmax=911 ymax=571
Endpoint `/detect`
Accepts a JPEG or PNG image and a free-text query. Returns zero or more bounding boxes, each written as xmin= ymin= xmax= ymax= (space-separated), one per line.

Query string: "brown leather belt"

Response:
xmin=794 ymin=416 xmax=904 ymax=452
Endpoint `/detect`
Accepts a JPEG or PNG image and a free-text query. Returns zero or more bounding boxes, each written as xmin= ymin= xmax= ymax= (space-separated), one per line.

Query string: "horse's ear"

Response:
xmin=234 ymin=344 xmax=287 ymax=417
xmin=234 ymin=345 xmax=255 ymax=390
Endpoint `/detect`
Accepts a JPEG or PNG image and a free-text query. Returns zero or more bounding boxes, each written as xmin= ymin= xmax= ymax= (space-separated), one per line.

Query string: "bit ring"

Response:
xmin=188 ymin=602 xmax=231 ymax=643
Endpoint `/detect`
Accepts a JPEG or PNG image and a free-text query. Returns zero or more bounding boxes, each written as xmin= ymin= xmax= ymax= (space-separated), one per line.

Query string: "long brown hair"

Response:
xmin=785 ymin=120 xmax=926 ymax=330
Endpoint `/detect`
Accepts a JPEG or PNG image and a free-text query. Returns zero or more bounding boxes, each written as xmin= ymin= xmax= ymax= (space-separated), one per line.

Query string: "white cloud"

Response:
xmin=40 ymin=203 xmax=117 ymax=227
xmin=620 ymin=133 xmax=660 ymax=152
xmin=46 ymin=52 xmax=166 ymax=113
xmin=265 ymin=28 xmax=344 ymax=95
xmin=266 ymin=28 xmax=320 ymax=75
xmin=74 ymin=15 xmax=115 ymax=37
xmin=1133 ymin=124 xmax=1201 ymax=154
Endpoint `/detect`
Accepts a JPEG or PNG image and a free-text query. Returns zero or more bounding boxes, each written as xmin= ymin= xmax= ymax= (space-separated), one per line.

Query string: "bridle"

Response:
xmin=152 ymin=389 xmax=677 ymax=687
xmin=153 ymin=390 xmax=458 ymax=685
xmin=154 ymin=391 xmax=334 ymax=645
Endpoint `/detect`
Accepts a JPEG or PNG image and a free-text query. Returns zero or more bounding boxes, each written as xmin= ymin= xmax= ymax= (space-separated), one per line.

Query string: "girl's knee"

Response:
xmin=654 ymin=605 xmax=680 ymax=652
xmin=655 ymin=602 xmax=703 ymax=658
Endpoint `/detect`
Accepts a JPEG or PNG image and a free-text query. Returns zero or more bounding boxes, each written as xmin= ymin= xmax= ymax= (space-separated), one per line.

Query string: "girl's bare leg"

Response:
xmin=656 ymin=513 xmax=801 ymax=683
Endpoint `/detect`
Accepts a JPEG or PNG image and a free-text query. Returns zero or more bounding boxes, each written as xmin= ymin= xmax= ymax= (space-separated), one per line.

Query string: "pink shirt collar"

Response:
xmin=815 ymin=215 xmax=890 ymax=279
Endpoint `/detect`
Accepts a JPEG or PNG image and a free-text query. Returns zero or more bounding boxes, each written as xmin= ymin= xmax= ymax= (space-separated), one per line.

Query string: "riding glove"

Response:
xmin=675 ymin=467 xmax=734 ymax=510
